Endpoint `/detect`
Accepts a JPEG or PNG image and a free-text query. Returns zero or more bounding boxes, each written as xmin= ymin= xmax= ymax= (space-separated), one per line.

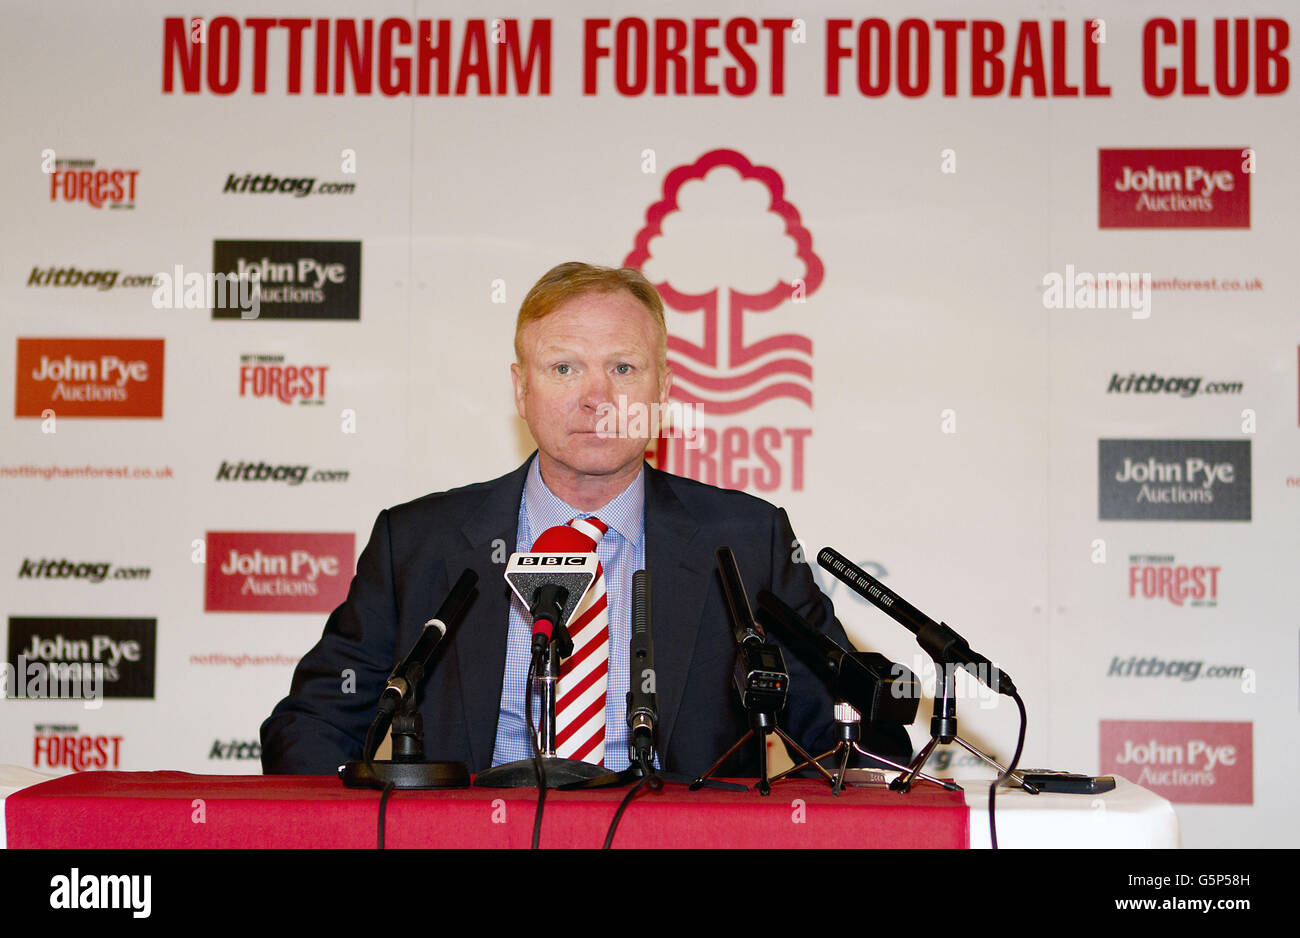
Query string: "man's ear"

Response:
xmin=659 ymin=364 xmax=673 ymax=406
xmin=510 ymin=362 xmax=527 ymax=420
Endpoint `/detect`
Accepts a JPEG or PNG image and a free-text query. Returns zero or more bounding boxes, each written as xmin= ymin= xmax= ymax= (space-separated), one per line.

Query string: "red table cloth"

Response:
xmin=7 ymin=771 xmax=969 ymax=848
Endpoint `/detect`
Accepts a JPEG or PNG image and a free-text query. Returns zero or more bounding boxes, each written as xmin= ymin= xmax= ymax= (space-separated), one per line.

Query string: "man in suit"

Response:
xmin=261 ymin=262 xmax=910 ymax=775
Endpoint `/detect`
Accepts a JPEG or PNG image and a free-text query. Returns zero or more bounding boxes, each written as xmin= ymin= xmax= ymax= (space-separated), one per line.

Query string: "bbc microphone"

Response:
xmin=505 ymin=525 xmax=599 ymax=657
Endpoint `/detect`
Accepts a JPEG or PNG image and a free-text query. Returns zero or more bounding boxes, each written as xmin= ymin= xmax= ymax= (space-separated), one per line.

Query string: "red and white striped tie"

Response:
xmin=554 ymin=516 xmax=609 ymax=765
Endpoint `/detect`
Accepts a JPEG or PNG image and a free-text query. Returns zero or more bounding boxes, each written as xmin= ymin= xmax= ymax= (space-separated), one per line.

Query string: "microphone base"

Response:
xmin=474 ymin=756 xmax=611 ymax=789
xmin=775 ymin=740 xmax=963 ymax=794
xmin=339 ymin=759 xmax=471 ymax=790
xmin=890 ymin=734 xmax=1038 ymax=795
xmin=690 ymin=718 xmax=834 ymax=796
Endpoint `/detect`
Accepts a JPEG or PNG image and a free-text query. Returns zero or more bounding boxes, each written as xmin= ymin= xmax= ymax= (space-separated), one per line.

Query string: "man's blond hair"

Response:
xmin=514 ymin=262 xmax=667 ymax=367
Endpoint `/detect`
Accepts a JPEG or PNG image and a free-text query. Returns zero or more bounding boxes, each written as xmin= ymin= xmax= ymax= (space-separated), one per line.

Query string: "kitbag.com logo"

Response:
xmin=1107 ymin=372 xmax=1243 ymax=398
xmin=212 ymin=240 xmax=360 ymax=320
xmin=5 ymin=617 xmax=156 ymax=701
xmin=1099 ymin=439 xmax=1250 ymax=521
xmin=33 ymin=724 xmax=123 ymax=772
xmin=26 ymin=264 xmax=157 ymax=291
xmin=223 ymin=170 xmax=355 ymax=197
xmin=210 ymin=738 xmax=262 ymax=760
xmin=205 ymin=531 xmax=354 ymax=613
xmin=1099 ymin=148 xmax=1249 ymax=229
xmin=214 ymin=460 xmax=348 ymax=485
xmin=1100 ymin=720 xmax=1252 ymax=804
xmin=17 ymin=558 xmax=151 ymax=584
xmin=46 ymin=156 xmax=139 ymax=210
xmin=14 ymin=338 xmax=164 ymax=418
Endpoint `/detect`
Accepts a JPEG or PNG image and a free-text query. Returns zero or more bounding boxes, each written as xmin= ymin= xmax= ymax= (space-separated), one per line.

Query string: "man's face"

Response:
xmin=512 ymin=289 xmax=671 ymax=486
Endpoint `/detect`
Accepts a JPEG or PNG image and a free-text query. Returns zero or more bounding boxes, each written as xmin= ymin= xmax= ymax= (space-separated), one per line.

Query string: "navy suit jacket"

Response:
xmin=260 ymin=458 xmax=911 ymax=775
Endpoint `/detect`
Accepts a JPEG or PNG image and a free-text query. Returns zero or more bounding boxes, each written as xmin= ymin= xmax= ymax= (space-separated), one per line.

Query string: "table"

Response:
xmin=1 ymin=767 xmax=1178 ymax=848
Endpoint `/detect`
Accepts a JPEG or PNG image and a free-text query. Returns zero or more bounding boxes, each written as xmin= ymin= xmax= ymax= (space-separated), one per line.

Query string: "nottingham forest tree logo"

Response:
xmin=626 ymin=149 xmax=823 ymax=493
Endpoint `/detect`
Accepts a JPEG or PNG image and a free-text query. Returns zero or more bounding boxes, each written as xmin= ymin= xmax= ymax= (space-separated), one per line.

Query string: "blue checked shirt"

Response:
xmin=490 ymin=456 xmax=646 ymax=770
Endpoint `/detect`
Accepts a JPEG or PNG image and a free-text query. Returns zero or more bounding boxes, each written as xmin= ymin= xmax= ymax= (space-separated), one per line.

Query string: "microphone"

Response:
xmin=378 ymin=569 xmax=478 ymax=716
xmin=715 ymin=547 xmax=788 ymax=714
xmin=626 ymin=569 xmax=658 ymax=758
xmin=505 ymin=525 xmax=599 ymax=657
xmin=716 ymin=547 xmax=766 ymax=649
xmin=755 ymin=589 xmax=919 ymax=725
xmin=816 ymin=547 xmax=1016 ymax=696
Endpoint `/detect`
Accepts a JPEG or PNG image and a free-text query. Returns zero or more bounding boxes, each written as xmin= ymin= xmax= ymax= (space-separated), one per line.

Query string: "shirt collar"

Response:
xmin=524 ymin=454 xmax=645 ymax=546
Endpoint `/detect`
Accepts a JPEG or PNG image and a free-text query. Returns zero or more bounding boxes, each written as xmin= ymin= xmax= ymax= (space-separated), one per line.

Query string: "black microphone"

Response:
xmin=716 ymin=547 xmax=766 ymax=648
xmin=715 ymin=547 xmax=788 ymax=714
xmin=626 ymin=569 xmax=658 ymax=758
xmin=378 ymin=569 xmax=478 ymax=716
xmin=755 ymin=589 xmax=919 ymax=725
xmin=817 ymin=547 xmax=1016 ymax=697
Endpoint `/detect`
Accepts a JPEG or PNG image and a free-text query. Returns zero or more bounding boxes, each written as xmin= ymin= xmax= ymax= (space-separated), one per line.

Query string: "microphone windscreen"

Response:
xmin=531 ymin=524 xmax=592 ymax=552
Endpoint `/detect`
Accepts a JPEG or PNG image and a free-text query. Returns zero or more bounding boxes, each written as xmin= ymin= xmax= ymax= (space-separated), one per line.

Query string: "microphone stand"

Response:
xmin=892 ymin=657 xmax=1037 ymax=794
xmin=815 ymin=547 xmax=1038 ymax=795
xmin=340 ymin=673 xmax=473 ymax=790
xmin=771 ymin=700 xmax=960 ymax=795
xmin=475 ymin=616 xmax=616 ymax=788
xmin=341 ymin=570 xmax=478 ymax=790
xmin=753 ymin=589 xmax=954 ymax=795
xmin=691 ymin=548 xmax=836 ymax=796
xmin=690 ymin=698 xmax=835 ymax=796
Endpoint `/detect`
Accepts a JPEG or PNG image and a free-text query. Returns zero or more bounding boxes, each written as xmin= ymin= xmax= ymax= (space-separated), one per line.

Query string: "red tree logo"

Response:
xmin=625 ymin=149 xmax=823 ymax=415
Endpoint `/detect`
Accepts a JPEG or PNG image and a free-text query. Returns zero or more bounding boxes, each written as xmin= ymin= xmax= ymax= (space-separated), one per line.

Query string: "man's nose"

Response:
xmin=579 ymin=371 xmax=615 ymax=411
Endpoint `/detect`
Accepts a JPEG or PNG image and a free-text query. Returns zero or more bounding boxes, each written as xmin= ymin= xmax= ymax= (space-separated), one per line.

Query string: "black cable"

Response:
xmin=377 ymin=779 xmax=396 ymax=849
xmin=601 ymin=752 xmax=661 ymax=849
xmin=988 ymin=691 xmax=1028 ymax=850
xmin=603 ymin=775 xmax=649 ymax=849
xmin=525 ymin=654 xmax=547 ymax=849
xmin=361 ymin=717 xmax=397 ymax=850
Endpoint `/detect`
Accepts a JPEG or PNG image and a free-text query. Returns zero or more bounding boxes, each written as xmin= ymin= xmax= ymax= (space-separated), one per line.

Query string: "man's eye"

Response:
xmin=614 ymin=363 xmax=633 ymax=375
xmin=555 ymin=364 xmax=571 ymax=375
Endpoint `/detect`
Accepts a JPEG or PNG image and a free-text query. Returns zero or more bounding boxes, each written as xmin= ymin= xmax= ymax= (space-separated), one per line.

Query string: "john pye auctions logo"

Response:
xmin=205 ymin=532 xmax=354 ymax=613
xmin=1099 ymin=440 xmax=1250 ymax=521
xmin=1099 ymin=720 xmax=1251 ymax=804
xmin=14 ymin=338 xmax=164 ymax=418
xmin=212 ymin=241 xmax=360 ymax=320
xmin=1099 ymin=149 xmax=1250 ymax=229
xmin=6 ymin=617 xmax=156 ymax=700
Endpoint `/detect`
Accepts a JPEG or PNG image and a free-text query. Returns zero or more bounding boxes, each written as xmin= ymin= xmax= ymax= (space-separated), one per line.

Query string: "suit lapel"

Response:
xmin=642 ymin=465 xmax=710 ymax=760
xmin=445 ymin=458 xmax=531 ymax=770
